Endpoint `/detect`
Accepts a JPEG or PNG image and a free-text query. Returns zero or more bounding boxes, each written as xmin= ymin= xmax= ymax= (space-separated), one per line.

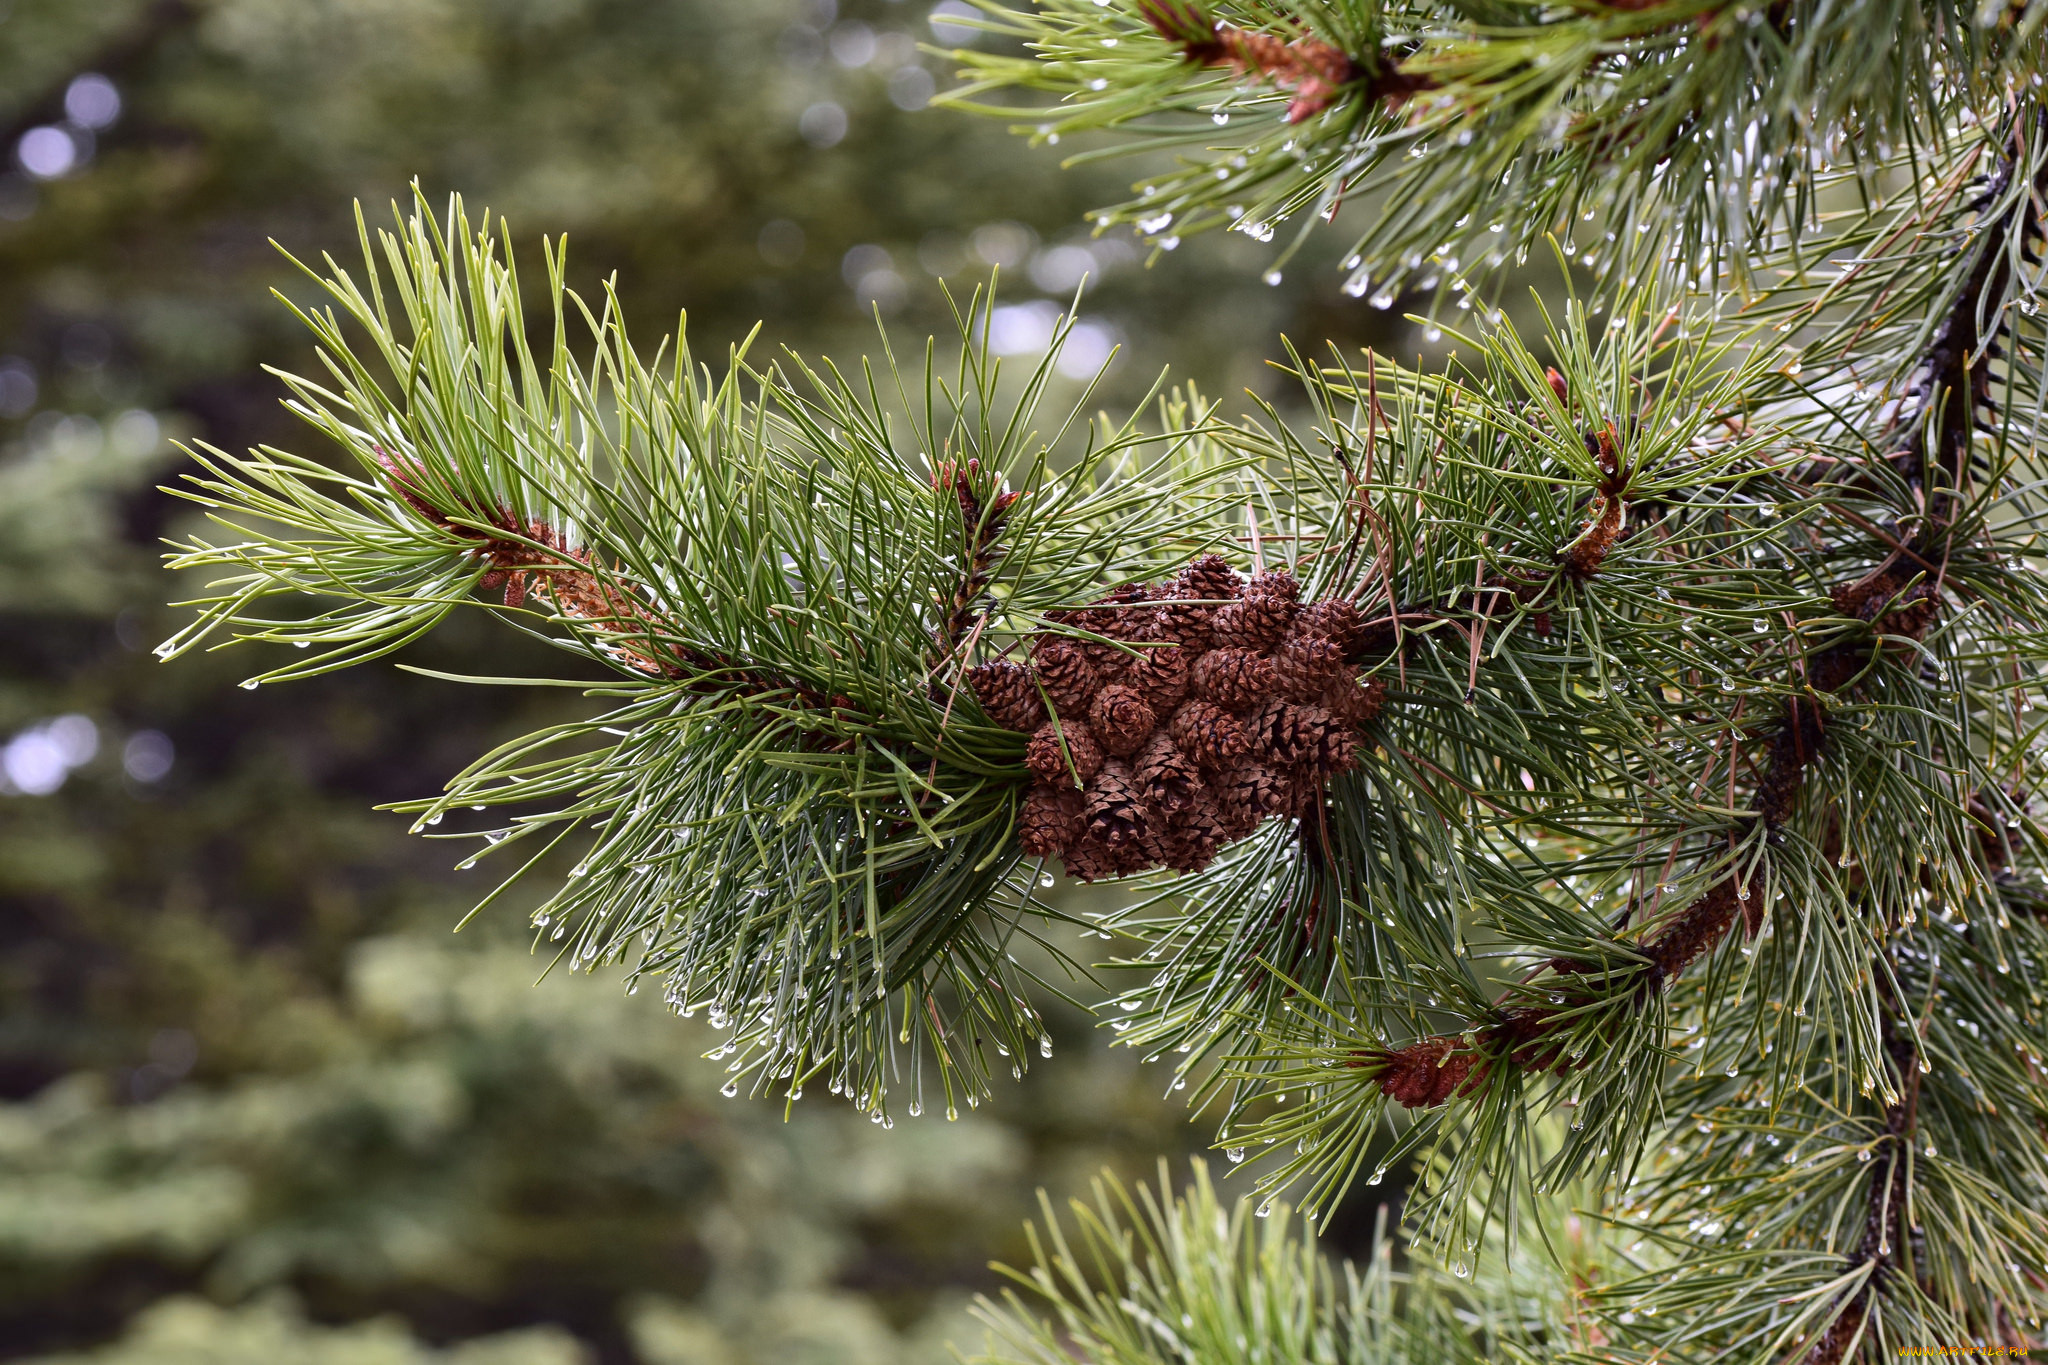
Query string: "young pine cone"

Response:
xmin=1026 ymin=718 xmax=1104 ymax=786
xmin=1293 ymin=598 xmax=1368 ymax=656
xmin=1161 ymin=794 xmax=1228 ymax=873
xmin=1177 ymin=553 xmax=1243 ymax=604
xmin=1245 ymin=570 xmax=1301 ymax=605
xmin=1089 ymin=684 xmax=1158 ymax=757
xmin=1031 ymin=637 xmax=1100 ymax=713
xmin=1216 ymin=763 xmax=1294 ymax=836
xmin=1309 ymin=719 xmax=1358 ymax=777
xmin=1246 ymin=699 xmax=1322 ymax=768
xmin=1271 ymin=634 xmax=1347 ymax=702
xmin=1127 ymin=645 xmax=1191 ymax=710
xmin=1323 ymin=674 xmax=1387 ymax=730
xmin=1018 ymin=784 xmax=1085 ymax=858
xmin=1192 ymin=649 xmax=1275 ymax=711
xmin=1133 ymin=731 xmax=1202 ymax=815
xmin=1169 ymin=700 xmax=1250 ymax=770
xmin=1084 ymin=760 xmax=1147 ymax=850
xmin=1212 ymin=593 xmax=1294 ymax=650
xmin=1092 ymin=584 xmax=1158 ymax=637
xmin=1078 ymin=587 xmax=1152 ymax=679
xmin=1061 ymin=834 xmax=1121 ymax=883
xmin=966 ymin=660 xmax=1047 ymax=732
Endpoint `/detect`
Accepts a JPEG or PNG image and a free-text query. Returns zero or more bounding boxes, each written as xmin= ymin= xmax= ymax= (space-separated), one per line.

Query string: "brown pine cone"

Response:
xmin=1082 ymin=640 xmax=1134 ymax=684
xmin=1245 ymin=699 xmax=1321 ymax=768
xmin=1148 ymin=590 xmax=1216 ymax=651
xmin=1127 ymin=644 xmax=1192 ymax=710
xmin=1074 ymin=590 xmax=1146 ymax=680
xmin=966 ymin=660 xmax=1047 ymax=732
xmin=1162 ymin=794 xmax=1227 ymax=872
xmin=1210 ymin=573 xmax=1300 ymax=650
xmin=1177 ymin=553 xmax=1243 ymax=604
xmin=1323 ymin=674 xmax=1387 ymax=729
xmin=1191 ymin=648 xmax=1275 ymax=710
xmin=1245 ymin=570 xmax=1301 ymax=605
xmin=1026 ymin=718 xmax=1104 ymax=786
xmin=1019 ymin=784 xmax=1086 ymax=857
xmin=1294 ymin=598 xmax=1368 ymax=656
xmin=1133 ymin=731 xmax=1202 ymax=815
xmin=1061 ymin=834 xmax=1122 ymax=883
xmin=1216 ymin=763 xmax=1293 ymax=837
xmin=1089 ymin=684 xmax=1158 ymax=757
xmin=1084 ymin=760 xmax=1147 ymax=850
xmin=1032 ymin=637 xmax=1100 ymax=713
xmin=1281 ymin=764 xmax=1325 ymax=817
xmin=1092 ymin=584 xmax=1159 ymax=639
xmin=1271 ymin=634 xmax=1346 ymax=702
xmin=1169 ymin=700 xmax=1251 ymax=770
xmin=1310 ymin=721 xmax=1358 ymax=778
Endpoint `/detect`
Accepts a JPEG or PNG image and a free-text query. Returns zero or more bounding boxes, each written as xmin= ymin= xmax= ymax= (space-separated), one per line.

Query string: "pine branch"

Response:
xmin=943 ymin=0 xmax=2048 ymax=297
xmin=1891 ymin=107 xmax=2048 ymax=543
xmin=1800 ymin=1022 xmax=1921 ymax=1365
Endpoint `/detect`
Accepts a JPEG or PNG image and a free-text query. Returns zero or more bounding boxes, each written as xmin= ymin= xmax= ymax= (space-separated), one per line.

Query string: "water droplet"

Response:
xmin=1226 ymin=1146 xmax=1245 ymax=1163
xmin=239 ymin=679 xmax=259 ymax=690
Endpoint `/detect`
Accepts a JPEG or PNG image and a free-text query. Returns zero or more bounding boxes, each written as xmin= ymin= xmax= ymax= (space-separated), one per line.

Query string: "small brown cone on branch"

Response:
xmin=1026 ymin=718 xmax=1104 ymax=786
xmin=1019 ymin=785 xmax=1085 ymax=857
xmin=1193 ymin=648 xmax=1275 ymax=710
xmin=1133 ymin=731 xmax=1202 ymax=815
xmin=1323 ymin=674 xmax=1387 ymax=730
xmin=1084 ymin=761 xmax=1147 ymax=850
xmin=966 ymin=660 xmax=1047 ymax=732
xmin=1246 ymin=699 xmax=1319 ymax=768
xmin=1170 ymin=700 xmax=1251 ymax=770
xmin=1272 ymin=634 xmax=1347 ymax=702
xmin=1163 ymin=794 xmax=1228 ymax=872
xmin=984 ymin=559 xmax=1391 ymax=881
xmin=1127 ymin=645 xmax=1192 ymax=711
xmin=1177 ymin=553 xmax=1243 ymax=603
xmin=1032 ymin=637 xmax=1099 ymax=713
xmin=1089 ymin=684 xmax=1158 ymax=757
xmin=1211 ymin=571 xmax=1299 ymax=651
xmin=1061 ymin=835 xmax=1121 ymax=883
xmin=1294 ymin=599 xmax=1368 ymax=656
xmin=1149 ymin=590 xmax=1216 ymax=651
xmin=1216 ymin=763 xmax=1293 ymax=836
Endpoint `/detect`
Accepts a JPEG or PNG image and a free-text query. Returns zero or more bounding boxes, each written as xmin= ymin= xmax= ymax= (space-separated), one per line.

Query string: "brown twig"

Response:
xmin=1355 ymin=581 xmax=1940 ymax=1109
xmin=1136 ymin=0 xmax=1434 ymax=123
xmin=373 ymin=450 xmax=855 ymax=720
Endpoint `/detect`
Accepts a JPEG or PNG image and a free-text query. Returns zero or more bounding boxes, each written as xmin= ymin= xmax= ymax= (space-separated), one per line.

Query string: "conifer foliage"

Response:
xmin=162 ymin=1 xmax=2048 ymax=1359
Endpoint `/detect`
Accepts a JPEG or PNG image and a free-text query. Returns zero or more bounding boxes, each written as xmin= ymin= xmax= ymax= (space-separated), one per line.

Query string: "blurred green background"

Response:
xmin=0 ymin=3 xmax=1422 ymax=1360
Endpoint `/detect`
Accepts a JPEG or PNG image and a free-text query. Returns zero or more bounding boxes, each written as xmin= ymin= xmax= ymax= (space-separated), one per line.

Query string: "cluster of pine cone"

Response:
xmin=966 ymin=554 xmax=1386 ymax=881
